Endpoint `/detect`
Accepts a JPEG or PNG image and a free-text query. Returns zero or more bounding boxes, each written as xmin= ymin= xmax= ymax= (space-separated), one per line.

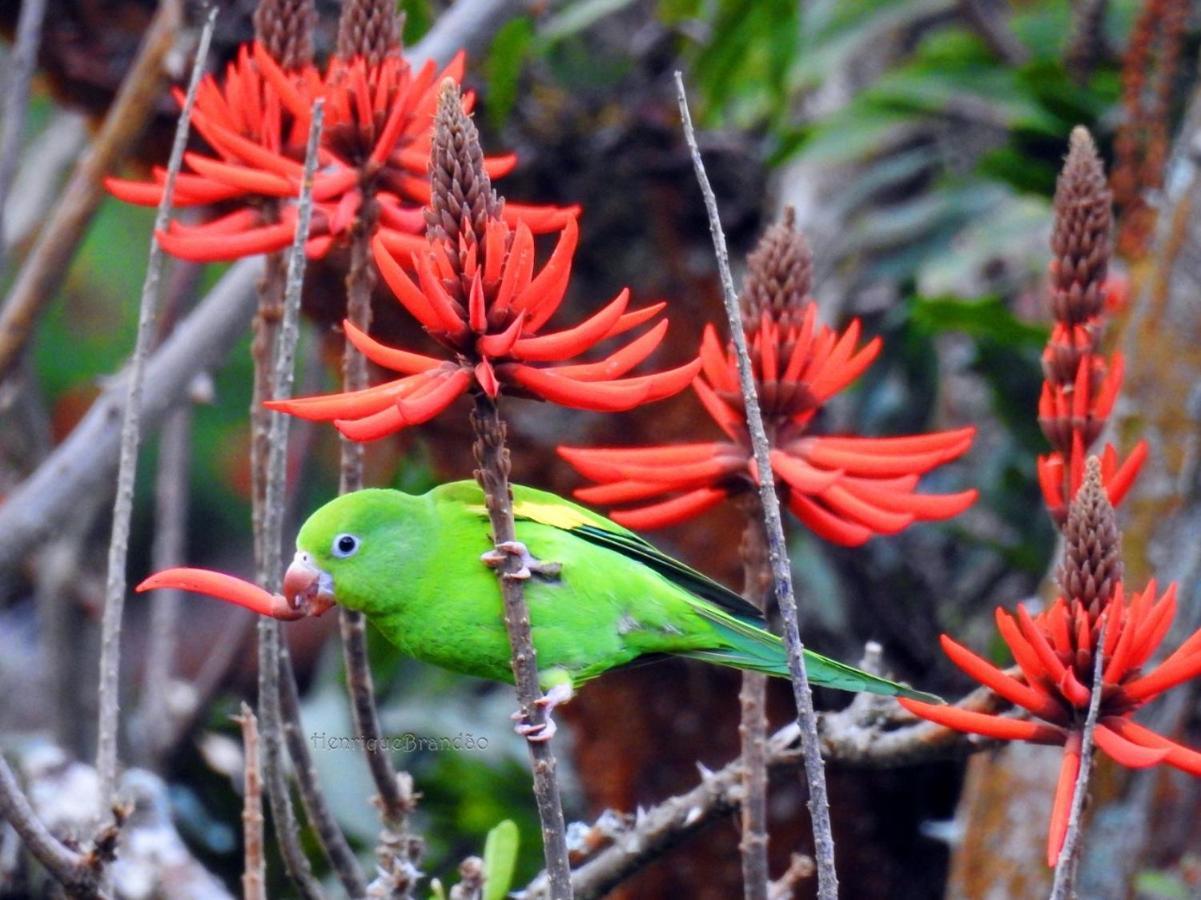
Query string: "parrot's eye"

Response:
xmin=332 ymin=534 xmax=360 ymax=558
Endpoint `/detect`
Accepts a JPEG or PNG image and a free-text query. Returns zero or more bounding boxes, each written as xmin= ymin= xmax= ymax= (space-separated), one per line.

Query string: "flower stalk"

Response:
xmin=675 ymin=71 xmax=839 ymax=900
xmin=96 ymin=6 xmax=214 ymax=809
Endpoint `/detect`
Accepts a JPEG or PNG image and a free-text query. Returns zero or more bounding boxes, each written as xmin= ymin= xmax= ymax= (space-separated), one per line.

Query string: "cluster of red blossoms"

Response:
xmin=105 ymin=1 xmax=573 ymax=261
xmin=264 ymin=80 xmax=700 ymax=435
xmin=1035 ymin=129 xmax=1145 ymax=523
xmin=901 ymin=128 xmax=1201 ymax=868
xmin=559 ymin=210 xmax=977 ymax=545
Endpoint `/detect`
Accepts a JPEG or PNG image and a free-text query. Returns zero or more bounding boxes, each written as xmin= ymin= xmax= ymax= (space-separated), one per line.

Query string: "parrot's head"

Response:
xmin=284 ymin=489 xmax=408 ymax=617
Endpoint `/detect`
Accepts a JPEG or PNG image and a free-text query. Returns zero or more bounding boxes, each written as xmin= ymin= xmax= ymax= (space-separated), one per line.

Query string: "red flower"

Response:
xmin=559 ymin=309 xmax=976 ymax=545
xmin=263 ymin=81 xmax=699 ymax=440
xmin=900 ymin=579 xmax=1201 ymax=866
xmin=105 ymin=44 xmax=575 ymax=261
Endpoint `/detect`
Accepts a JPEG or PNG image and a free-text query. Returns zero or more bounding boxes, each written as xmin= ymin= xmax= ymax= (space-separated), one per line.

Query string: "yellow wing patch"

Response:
xmin=465 ymin=498 xmax=597 ymax=531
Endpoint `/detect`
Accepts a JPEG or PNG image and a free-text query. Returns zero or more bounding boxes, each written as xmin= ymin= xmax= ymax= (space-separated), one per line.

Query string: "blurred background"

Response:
xmin=1 ymin=0 xmax=1199 ymax=897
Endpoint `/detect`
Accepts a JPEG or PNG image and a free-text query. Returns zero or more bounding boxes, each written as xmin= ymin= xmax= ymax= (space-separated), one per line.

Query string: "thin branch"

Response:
xmin=675 ymin=71 xmax=838 ymax=900
xmin=0 ymin=755 xmax=98 ymax=895
xmin=339 ymin=197 xmax=420 ymax=894
xmin=471 ymin=395 xmax=573 ymax=899
xmin=278 ymin=647 xmax=369 ymax=897
xmin=738 ymin=513 xmax=771 ymax=900
xmin=0 ymin=0 xmax=183 ymax=378
xmin=0 ymin=0 xmax=47 ymax=277
xmin=234 ymin=703 xmax=267 ymax=900
xmin=96 ymin=6 xmax=216 ymax=808
xmin=0 ymin=254 xmax=262 ymax=575
xmin=525 ymin=684 xmax=1003 ymax=898
xmin=1049 ymin=617 xmax=1110 ymax=899
xmin=256 ymin=98 xmax=327 ymax=900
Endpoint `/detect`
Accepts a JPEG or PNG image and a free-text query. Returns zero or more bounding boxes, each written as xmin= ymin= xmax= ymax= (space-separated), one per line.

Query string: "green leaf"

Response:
xmin=482 ymin=819 xmax=520 ymax=900
xmin=483 ymin=17 xmax=535 ymax=129
xmin=399 ymin=0 xmax=434 ymax=44
xmin=910 ymin=295 xmax=1047 ymax=349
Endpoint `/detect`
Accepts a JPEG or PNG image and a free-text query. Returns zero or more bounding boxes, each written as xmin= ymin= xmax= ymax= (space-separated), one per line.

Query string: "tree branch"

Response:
xmin=0 ymin=0 xmax=183 ymax=377
xmin=256 ymin=98 xmax=328 ymax=900
xmin=0 ymin=755 xmax=99 ymax=896
xmin=738 ymin=513 xmax=771 ymax=900
xmin=525 ymin=681 xmax=1003 ymax=899
xmin=96 ymin=5 xmax=214 ymax=808
xmin=0 ymin=252 xmax=262 ymax=576
xmin=471 ymin=395 xmax=573 ymax=898
xmin=1049 ymin=617 xmax=1109 ymax=899
xmin=675 ymin=71 xmax=838 ymax=900
xmin=0 ymin=0 xmax=47 ymax=277
xmin=234 ymin=703 xmax=267 ymax=900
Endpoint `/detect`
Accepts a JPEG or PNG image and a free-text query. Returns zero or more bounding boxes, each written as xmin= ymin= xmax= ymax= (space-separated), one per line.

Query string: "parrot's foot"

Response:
xmin=512 ymin=682 xmax=575 ymax=743
xmin=481 ymin=541 xmax=562 ymax=582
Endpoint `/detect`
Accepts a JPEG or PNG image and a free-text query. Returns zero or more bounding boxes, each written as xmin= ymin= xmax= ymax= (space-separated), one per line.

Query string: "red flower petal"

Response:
xmin=136 ymin=567 xmax=303 ymax=620
xmin=1105 ymin=717 xmax=1201 ymax=776
xmin=786 ymin=493 xmax=872 ymax=547
xmin=503 ymin=364 xmax=651 ymax=412
xmin=155 ymin=220 xmax=294 ymax=262
xmin=342 ymin=319 xmax=442 ymax=375
xmin=605 ymin=302 xmax=666 ymax=339
xmin=938 ymin=634 xmax=1064 ymax=720
xmin=476 ymin=313 xmax=526 ymax=359
xmin=1047 ymin=733 xmax=1081 ymax=867
xmin=372 ymin=235 xmax=443 ymax=331
xmin=898 ymin=698 xmax=1068 ymax=744
xmin=573 ymin=480 xmax=676 ymax=505
xmin=1093 ymin=723 xmax=1169 ymax=768
xmin=769 ymin=449 xmax=842 ymax=495
xmin=553 ymin=320 xmax=668 ymax=381
xmin=511 ymin=289 xmax=629 ymax=362
xmin=609 ymin=488 xmax=727 ymax=530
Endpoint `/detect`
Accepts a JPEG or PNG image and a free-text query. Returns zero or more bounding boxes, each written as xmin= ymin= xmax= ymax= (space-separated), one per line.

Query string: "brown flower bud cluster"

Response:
xmin=336 ymin=0 xmax=402 ymax=65
xmin=1058 ymin=456 xmax=1122 ymax=619
xmin=740 ymin=207 xmax=812 ymax=335
xmin=253 ymin=0 xmax=316 ymax=71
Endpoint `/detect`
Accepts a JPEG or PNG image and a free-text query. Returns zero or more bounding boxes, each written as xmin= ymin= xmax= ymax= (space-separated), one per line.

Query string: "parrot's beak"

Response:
xmin=283 ymin=552 xmax=337 ymax=618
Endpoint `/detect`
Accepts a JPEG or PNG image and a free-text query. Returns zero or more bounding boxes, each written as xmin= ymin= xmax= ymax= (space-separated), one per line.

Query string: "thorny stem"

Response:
xmin=0 ymin=755 xmax=100 ymax=896
xmin=235 ymin=703 xmax=267 ymax=900
xmin=1049 ymin=615 xmax=1110 ymax=899
xmin=256 ymin=99 xmax=327 ymax=900
xmin=0 ymin=0 xmax=47 ymax=277
xmin=96 ymin=7 xmax=215 ymax=810
xmin=471 ymin=394 xmax=573 ymax=899
xmin=738 ymin=511 xmax=771 ymax=900
xmin=526 ymin=682 xmax=1004 ymax=898
xmin=0 ymin=0 xmax=182 ymax=378
xmin=337 ymin=199 xmax=420 ymax=892
xmin=675 ymin=71 xmax=839 ymax=899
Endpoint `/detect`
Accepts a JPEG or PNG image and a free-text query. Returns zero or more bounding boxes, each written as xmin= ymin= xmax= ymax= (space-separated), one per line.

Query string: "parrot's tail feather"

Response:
xmin=684 ymin=629 xmax=943 ymax=703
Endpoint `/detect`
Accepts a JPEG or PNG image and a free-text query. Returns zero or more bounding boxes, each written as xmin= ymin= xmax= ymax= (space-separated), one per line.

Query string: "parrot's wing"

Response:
xmin=505 ymin=483 xmax=768 ymax=626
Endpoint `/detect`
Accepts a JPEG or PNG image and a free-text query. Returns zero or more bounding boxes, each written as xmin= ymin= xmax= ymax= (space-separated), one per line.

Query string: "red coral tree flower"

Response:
xmin=899 ymin=458 xmax=1201 ymax=867
xmin=264 ymin=80 xmax=698 ymax=438
xmin=105 ymin=0 xmax=574 ymax=262
xmin=559 ymin=210 xmax=976 ymax=545
xmin=1037 ymin=127 xmax=1146 ymax=523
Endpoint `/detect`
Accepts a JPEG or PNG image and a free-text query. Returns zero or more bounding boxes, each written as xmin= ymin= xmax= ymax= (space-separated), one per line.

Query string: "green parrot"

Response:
xmin=270 ymin=480 xmax=937 ymax=738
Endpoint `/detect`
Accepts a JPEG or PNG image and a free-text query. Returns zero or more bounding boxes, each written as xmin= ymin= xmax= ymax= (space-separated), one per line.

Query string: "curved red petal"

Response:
xmin=787 ymin=492 xmax=872 ymax=547
xmin=136 ymin=567 xmax=300 ymax=620
xmin=512 ymin=288 xmax=629 ymax=362
xmin=897 ymin=698 xmax=1067 ymax=744
xmin=553 ymin=320 xmax=668 ymax=381
xmin=939 ymin=634 xmax=1063 ymax=719
xmin=342 ymin=319 xmax=443 ymax=375
xmin=609 ymin=488 xmax=727 ymax=530
xmin=1094 ymin=723 xmax=1169 ymax=768
xmin=1047 ymin=734 xmax=1081 ymax=867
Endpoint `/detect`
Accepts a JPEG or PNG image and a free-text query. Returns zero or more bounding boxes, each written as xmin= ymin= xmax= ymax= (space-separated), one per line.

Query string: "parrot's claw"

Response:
xmin=512 ymin=683 xmax=574 ymax=743
xmin=515 ymin=718 xmax=557 ymax=742
xmin=480 ymin=541 xmax=561 ymax=582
